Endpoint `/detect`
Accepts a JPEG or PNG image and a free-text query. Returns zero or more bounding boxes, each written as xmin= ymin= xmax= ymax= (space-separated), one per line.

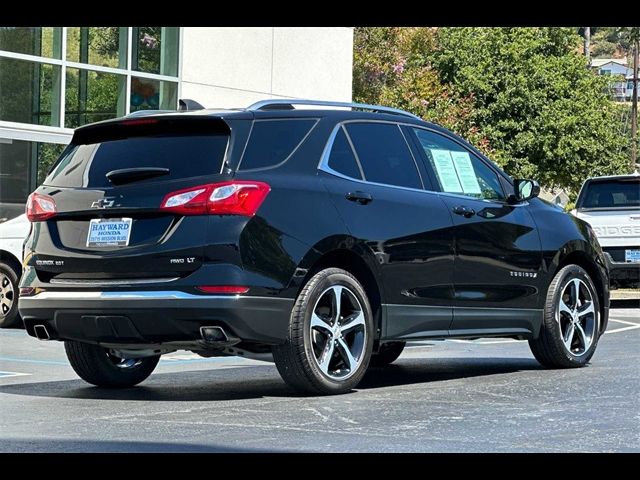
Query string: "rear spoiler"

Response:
xmin=71 ymin=115 xmax=231 ymax=145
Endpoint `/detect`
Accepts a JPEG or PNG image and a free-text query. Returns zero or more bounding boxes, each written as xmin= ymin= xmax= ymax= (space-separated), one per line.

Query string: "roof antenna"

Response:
xmin=178 ymin=99 xmax=205 ymax=111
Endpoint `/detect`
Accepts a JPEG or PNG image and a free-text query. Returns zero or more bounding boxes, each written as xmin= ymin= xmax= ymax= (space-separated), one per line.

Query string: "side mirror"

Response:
xmin=508 ymin=179 xmax=540 ymax=204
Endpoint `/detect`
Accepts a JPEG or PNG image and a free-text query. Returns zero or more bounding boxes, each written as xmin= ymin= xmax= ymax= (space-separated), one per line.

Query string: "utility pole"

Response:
xmin=632 ymin=40 xmax=638 ymax=171
xmin=584 ymin=27 xmax=591 ymax=65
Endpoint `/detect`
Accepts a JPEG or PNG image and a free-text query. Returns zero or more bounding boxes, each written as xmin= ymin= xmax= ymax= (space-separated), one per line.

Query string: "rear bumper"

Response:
xmin=19 ymin=290 xmax=294 ymax=346
xmin=603 ymin=252 xmax=640 ymax=285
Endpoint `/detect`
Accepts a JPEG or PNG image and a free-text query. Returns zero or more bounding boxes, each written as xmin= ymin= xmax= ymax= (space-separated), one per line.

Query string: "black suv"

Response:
xmin=19 ymin=100 xmax=609 ymax=395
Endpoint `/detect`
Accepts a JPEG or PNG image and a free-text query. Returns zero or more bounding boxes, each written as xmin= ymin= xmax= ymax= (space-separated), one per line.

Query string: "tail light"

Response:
xmin=26 ymin=192 xmax=57 ymax=222
xmin=160 ymin=181 xmax=270 ymax=216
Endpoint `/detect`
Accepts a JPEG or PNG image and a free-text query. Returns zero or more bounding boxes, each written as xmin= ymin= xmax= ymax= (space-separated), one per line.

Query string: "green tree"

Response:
xmin=429 ymin=28 xmax=629 ymax=192
xmin=353 ymin=27 xmax=493 ymax=154
xmin=354 ymin=27 xmax=630 ymax=193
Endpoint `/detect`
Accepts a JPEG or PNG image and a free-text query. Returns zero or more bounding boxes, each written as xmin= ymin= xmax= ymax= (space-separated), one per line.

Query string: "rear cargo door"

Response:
xmin=30 ymin=116 xmax=232 ymax=281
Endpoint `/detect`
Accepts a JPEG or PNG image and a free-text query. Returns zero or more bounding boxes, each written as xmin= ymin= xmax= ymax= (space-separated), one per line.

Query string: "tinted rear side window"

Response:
xmin=344 ymin=123 xmax=422 ymax=189
xmin=239 ymin=119 xmax=317 ymax=170
xmin=45 ymin=120 xmax=229 ymax=188
xmin=578 ymin=178 xmax=640 ymax=208
xmin=327 ymin=127 xmax=363 ymax=179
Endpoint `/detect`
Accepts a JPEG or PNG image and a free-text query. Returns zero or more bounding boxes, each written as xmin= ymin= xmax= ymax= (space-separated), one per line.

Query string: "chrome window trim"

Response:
xmin=317 ymin=119 xmax=514 ymax=205
xmin=320 ymin=120 xmax=426 ymax=192
xmin=340 ymin=125 xmax=365 ymax=180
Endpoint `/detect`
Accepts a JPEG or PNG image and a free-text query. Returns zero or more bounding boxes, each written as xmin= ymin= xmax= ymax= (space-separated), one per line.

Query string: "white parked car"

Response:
xmin=572 ymin=173 xmax=640 ymax=288
xmin=0 ymin=214 xmax=30 ymax=327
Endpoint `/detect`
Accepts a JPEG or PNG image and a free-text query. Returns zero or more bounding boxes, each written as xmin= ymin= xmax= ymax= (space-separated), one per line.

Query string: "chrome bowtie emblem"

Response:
xmin=91 ymin=198 xmax=115 ymax=209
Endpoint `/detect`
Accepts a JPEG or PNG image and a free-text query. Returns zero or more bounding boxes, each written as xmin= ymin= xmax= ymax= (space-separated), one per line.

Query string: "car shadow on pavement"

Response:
xmin=0 ymin=356 xmax=541 ymax=401
xmin=0 ymin=438 xmax=276 ymax=453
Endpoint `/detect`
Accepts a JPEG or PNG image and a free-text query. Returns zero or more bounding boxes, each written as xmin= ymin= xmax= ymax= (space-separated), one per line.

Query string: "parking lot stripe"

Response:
xmin=0 ymin=330 xmax=28 ymax=337
xmin=605 ymin=324 xmax=640 ymax=334
xmin=0 ymin=371 xmax=31 ymax=378
xmin=0 ymin=356 xmax=68 ymax=366
xmin=608 ymin=318 xmax=640 ymax=327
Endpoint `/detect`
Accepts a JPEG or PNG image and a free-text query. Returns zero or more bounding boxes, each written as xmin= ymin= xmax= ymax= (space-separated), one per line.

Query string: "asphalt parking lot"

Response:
xmin=1 ymin=302 xmax=638 ymax=453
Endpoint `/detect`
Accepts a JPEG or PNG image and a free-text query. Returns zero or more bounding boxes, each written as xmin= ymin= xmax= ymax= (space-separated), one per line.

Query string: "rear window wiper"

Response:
xmin=106 ymin=167 xmax=170 ymax=185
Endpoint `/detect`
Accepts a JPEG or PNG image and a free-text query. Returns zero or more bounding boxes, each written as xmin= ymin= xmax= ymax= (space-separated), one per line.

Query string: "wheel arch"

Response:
xmin=0 ymin=250 xmax=22 ymax=276
xmin=295 ymin=245 xmax=384 ymax=339
xmin=554 ymin=249 xmax=608 ymax=334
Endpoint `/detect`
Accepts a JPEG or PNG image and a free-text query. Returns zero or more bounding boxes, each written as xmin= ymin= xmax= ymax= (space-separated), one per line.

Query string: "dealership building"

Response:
xmin=0 ymin=27 xmax=354 ymax=222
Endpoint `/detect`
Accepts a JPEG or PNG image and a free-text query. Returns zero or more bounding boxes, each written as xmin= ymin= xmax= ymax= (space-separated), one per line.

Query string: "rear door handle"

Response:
xmin=452 ymin=205 xmax=475 ymax=218
xmin=346 ymin=191 xmax=373 ymax=205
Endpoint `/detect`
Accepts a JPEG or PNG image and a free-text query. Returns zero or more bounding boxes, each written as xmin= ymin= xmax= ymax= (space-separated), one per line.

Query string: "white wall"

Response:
xmin=180 ymin=27 xmax=353 ymax=108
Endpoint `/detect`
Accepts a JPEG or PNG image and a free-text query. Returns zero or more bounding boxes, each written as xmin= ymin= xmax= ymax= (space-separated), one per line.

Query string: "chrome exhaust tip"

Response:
xmin=34 ymin=325 xmax=50 ymax=341
xmin=200 ymin=326 xmax=229 ymax=343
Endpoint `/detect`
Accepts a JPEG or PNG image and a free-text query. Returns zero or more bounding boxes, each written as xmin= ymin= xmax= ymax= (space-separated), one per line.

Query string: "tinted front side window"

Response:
xmin=345 ymin=123 xmax=421 ymax=189
xmin=240 ymin=119 xmax=316 ymax=170
xmin=412 ymin=128 xmax=505 ymax=201
xmin=327 ymin=127 xmax=362 ymax=179
xmin=578 ymin=178 xmax=640 ymax=208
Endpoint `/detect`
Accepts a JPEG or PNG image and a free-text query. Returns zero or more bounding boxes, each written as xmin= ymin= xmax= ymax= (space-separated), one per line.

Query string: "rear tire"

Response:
xmin=0 ymin=260 xmax=21 ymax=329
xmin=272 ymin=268 xmax=374 ymax=395
xmin=369 ymin=341 xmax=405 ymax=367
xmin=529 ymin=265 xmax=601 ymax=368
xmin=65 ymin=341 xmax=159 ymax=388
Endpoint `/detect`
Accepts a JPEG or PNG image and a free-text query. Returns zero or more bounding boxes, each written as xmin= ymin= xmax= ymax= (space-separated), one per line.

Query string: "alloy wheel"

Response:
xmin=0 ymin=272 xmax=15 ymax=318
xmin=557 ymin=278 xmax=597 ymax=356
xmin=309 ymin=285 xmax=367 ymax=380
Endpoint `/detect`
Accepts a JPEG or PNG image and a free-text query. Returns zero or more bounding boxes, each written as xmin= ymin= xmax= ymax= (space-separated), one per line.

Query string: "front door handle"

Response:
xmin=346 ymin=191 xmax=373 ymax=205
xmin=452 ymin=205 xmax=475 ymax=218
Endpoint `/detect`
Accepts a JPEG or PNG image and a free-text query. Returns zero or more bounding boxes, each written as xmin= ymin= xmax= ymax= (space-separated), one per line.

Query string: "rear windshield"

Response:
xmin=577 ymin=178 xmax=640 ymax=209
xmin=44 ymin=119 xmax=229 ymax=188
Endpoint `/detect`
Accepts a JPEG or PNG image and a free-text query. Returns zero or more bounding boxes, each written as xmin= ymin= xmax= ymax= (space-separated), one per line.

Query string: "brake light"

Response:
xmin=197 ymin=286 xmax=250 ymax=294
xmin=160 ymin=181 xmax=270 ymax=216
xmin=120 ymin=118 xmax=159 ymax=126
xmin=26 ymin=192 xmax=57 ymax=222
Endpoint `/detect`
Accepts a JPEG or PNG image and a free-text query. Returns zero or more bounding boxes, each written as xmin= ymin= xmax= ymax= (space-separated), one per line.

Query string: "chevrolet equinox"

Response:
xmin=18 ymin=99 xmax=610 ymax=395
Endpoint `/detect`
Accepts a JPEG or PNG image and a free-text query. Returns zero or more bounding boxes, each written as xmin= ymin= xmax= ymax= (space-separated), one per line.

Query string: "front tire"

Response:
xmin=529 ymin=265 xmax=601 ymax=368
xmin=65 ymin=341 xmax=160 ymax=388
xmin=272 ymin=268 xmax=374 ymax=395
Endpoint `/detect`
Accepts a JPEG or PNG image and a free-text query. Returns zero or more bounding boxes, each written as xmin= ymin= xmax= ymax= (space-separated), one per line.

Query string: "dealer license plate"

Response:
xmin=625 ymin=249 xmax=640 ymax=263
xmin=86 ymin=218 xmax=133 ymax=247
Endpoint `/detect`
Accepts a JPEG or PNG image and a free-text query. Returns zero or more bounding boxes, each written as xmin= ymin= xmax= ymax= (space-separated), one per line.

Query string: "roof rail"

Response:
xmin=246 ymin=99 xmax=422 ymax=121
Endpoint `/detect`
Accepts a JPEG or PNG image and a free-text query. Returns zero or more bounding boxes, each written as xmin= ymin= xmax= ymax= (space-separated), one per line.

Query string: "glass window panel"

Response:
xmin=130 ymin=77 xmax=177 ymax=113
xmin=345 ymin=123 xmax=422 ymax=189
xmin=132 ymin=27 xmax=179 ymax=76
xmin=0 ymin=57 xmax=61 ymax=127
xmin=0 ymin=27 xmax=62 ymax=58
xmin=240 ymin=119 xmax=316 ymax=170
xmin=327 ymin=127 xmax=362 ymax=179
xmin=65 ymin=67 xmax=126 ymax=128
xmin=412 ymin=128 xmax=505 ymax=200
xmin=66 ymin=27 xmax=127 ymax=69
xmin=0 ymin=139 xmax=65 ymax=222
